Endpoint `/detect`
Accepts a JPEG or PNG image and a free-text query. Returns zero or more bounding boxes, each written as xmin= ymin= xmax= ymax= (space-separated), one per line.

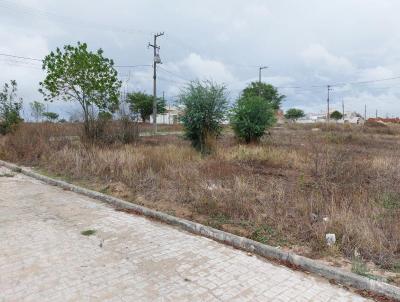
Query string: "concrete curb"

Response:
xmin=1 ymin=159 xmax=399 ymax=301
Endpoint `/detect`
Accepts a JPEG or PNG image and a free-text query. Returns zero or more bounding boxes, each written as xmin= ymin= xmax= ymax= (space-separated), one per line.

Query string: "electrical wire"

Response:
xmin=158 ymin=66 xmax=190 ymax=82
xmin=2 ymin=52 xmax=400 ymax=92
xmin=0 ymin=53 xmax=42 ymax=62
xmin=0 ymin=0 xmax=153 ymax=36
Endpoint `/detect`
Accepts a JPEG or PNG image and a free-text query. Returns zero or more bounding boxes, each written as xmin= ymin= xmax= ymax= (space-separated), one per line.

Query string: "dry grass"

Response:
xmin=1 ymin=122 xmax=400 ymax=281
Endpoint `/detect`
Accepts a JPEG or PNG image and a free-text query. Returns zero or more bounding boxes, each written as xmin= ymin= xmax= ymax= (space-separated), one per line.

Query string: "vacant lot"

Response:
xmin=1 ymin=122 xmax=400 ymax=284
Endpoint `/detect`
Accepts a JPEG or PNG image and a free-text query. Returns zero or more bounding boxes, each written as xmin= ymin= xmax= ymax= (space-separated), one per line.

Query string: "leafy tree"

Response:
xmin=126 ymin=92 xmax=166 ymax=122
xmin=242 ymin=82 xmax=285 ymax=110
xmin=284 ymin=108 xmax=305 ymax=122
xmin=39 ymin=42 xmax=121 ymax=138
xmin=43 ymin=112 xmax=59 ymax=122
xmin=179 ymin=80 xmax=228 ymax=154
xmin=230 ymin=96 xmax=276 ymax=143
xmin=0 ymin=80 xmax=23 ymax=134
xmin=30 ymin=101 xmax=45 ymax=122
xmin=98 ymin=111 xmax=113 ymax=121
xmin=330 ymin=110 xmax=343 ymax=121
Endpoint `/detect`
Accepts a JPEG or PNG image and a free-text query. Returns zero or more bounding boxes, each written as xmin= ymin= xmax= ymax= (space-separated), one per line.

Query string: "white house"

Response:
xmin=297 ymin=111 xmax=364 ymax=124
xmin=340 ymin=112 xmax=364 ymax=124
xmin=149 ymin=105 xmax=181 ymax=125
xmin=297 ymin=112 xmax=328 ymax=124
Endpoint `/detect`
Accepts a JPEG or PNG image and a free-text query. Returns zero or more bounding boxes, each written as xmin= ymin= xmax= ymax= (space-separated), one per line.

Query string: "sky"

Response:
xmin=1 ymin=0 xmax=400 ymax=120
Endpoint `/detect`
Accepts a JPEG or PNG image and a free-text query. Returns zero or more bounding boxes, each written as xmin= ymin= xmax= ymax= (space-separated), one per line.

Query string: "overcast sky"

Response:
xmin=1 ymin=0 xmax=400 ymax=119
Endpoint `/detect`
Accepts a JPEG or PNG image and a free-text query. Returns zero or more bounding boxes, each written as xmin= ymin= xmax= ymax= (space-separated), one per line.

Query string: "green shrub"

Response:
xmin=284 ymin=108 xmax=305 ymax=122
xmin=179 ymin=80 xmax=228 ymax=154
xmin=126 ymin=91 xmax=166 ymax=123
xmin=0 ymin=80 xmax=23 ymax=135
xmin=230 ymin=96 xmax=276 ymax=143
xmin=330 ymin=110 xmax=343 ymax=121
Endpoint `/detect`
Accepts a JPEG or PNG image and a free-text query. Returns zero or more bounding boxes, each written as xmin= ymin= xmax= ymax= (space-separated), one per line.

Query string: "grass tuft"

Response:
xmin=81 ymin=229 xmax=96 ymax=236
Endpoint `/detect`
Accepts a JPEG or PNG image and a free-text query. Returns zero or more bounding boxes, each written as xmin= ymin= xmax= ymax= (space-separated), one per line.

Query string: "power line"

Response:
xmin=0 ymin=0 xmax=153 ymax=36
xmin=0 ymin=52 xmax=150 ymax=69
xmin=2 ymin=51 xmax=400 ymax=94
xmin=0 ymin=53 xmax=42 ymax=62
xmin=277 ymin=75 xmax=400 ymax=90
xmin=114 ymin=64 xmax=152 ymax=68
xmin=158 ymin=77 xmax=186 ymax=85
xmin=0 ymin=60 xmax=42 ymax=70
xmin=158 ymin=66 xmax=191 ymax=82
xmin=331 ymin=76 xmax=400 ymax=87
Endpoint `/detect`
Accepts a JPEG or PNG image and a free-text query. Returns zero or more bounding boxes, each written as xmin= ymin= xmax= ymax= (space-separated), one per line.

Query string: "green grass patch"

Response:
xmin=11 ymin=167 xmax=22 ymax=173
xmin=207 ymin=213 xmax=231 ymax=229
xmin=81 ymin=229 xmax=96 ymax=236
xmin=351 ymin=256 xmax=379 ymax=280
xmin=249 ymin=224 xmax=290 ymax=247
xmin=381 ymin=192 xmax=400 ymax=210
xmin=0 ymin=173 xmax=14 ymax=177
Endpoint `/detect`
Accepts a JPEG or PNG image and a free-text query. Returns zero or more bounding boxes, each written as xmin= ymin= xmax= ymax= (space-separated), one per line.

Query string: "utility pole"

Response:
xmin=259 ymin=66 xmax=268 ymax=83
xmin=258 ymin=66 xmax=268 ymax=96
xmin=364 ymin=104 xmax=367 ymax=121
xmin=148 ymin=32 xmax=164 ymax=133
xmin=327 ymin=85 xmax=332 ymax=122
xmin=342 ymin=99 xmax=344 ymax=118
xmin=162 ymin=91 xmax=165 ymax=124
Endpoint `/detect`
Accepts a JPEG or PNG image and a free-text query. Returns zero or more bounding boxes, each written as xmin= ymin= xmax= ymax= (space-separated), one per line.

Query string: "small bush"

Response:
xmin=0 ymin=80 xmax=23 ymax=134
xmin=81 ymin=229 xmax=96 ymax=236
xmin=230 ymin=96 xmax=276 ymax=143
xmin=179 ymin=80 xmax=228 ymax=154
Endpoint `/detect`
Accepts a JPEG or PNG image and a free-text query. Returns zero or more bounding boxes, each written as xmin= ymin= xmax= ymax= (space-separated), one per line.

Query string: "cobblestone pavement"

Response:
xmin=0 ymin=166 xmax=370 ymax=301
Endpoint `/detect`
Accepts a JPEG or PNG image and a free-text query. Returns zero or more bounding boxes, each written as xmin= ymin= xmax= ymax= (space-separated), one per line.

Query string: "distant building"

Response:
xmin=297 ymin=111 xmax=364 ymax=124
xmin=149 ymin=105 xmax=181 ymax=125
xmin=341 ymin=112 xmax=364 ymax=124
xmin=275 ymin=109 xmax=286 ymax=124
xmin=297 ymin=112 xmax=327 ymax=124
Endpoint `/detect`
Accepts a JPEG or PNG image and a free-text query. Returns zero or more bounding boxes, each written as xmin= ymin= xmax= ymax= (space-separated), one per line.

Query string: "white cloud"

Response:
xmin=301 ymin=44 xmax=355 ymax=75
xmin=357 ymin=66 xmax=394 ymax=82
xmin=3 ymin=0 xmax=400 ymax=116
xmin=0 ymin=27 xmax=49 ymax=118
xmin=178 ymin=53 xmax=236 ymax=83
xmin=244 ymin=2 xmax=271 ymax=18
xmin=341 ymin=91 xmax=400 ymax=118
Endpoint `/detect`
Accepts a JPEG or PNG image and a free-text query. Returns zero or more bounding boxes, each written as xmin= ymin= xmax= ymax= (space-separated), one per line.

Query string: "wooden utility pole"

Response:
xmin=148 ymin=32 xmax=164 ymax=133
xmin=342 ymin=99 xmax=344 ymax=118
xmin=327 ymin=85 xmax=332 ymax=122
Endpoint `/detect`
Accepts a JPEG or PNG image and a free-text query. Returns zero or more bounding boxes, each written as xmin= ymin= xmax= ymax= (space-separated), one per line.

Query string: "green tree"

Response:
xmin=0 ymin=80 xmax=23 ymax=134
xmin=330 ymin=110 xmax=343 ymax=121
xmin=126 ymin=92 xmax=166 ymax=122
xmin=43 ymin=112 xmax=59 ymax=122
xmin=98 ymin=111 xmax=113 ymax=121
xmin=242 ymin=82 xmax=285 ymax=110
xmin=284 ymin=108 xmax=305 ymax=122
xmin=39 ymin=42 xmax=121 ymax=138
xmin=30 ymin=101 xmax=45 ymax=122
xmin=179 ymin=80 xmax=228 ymax=154
xmin=230 ymin=96 xmax=276 ymax=143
